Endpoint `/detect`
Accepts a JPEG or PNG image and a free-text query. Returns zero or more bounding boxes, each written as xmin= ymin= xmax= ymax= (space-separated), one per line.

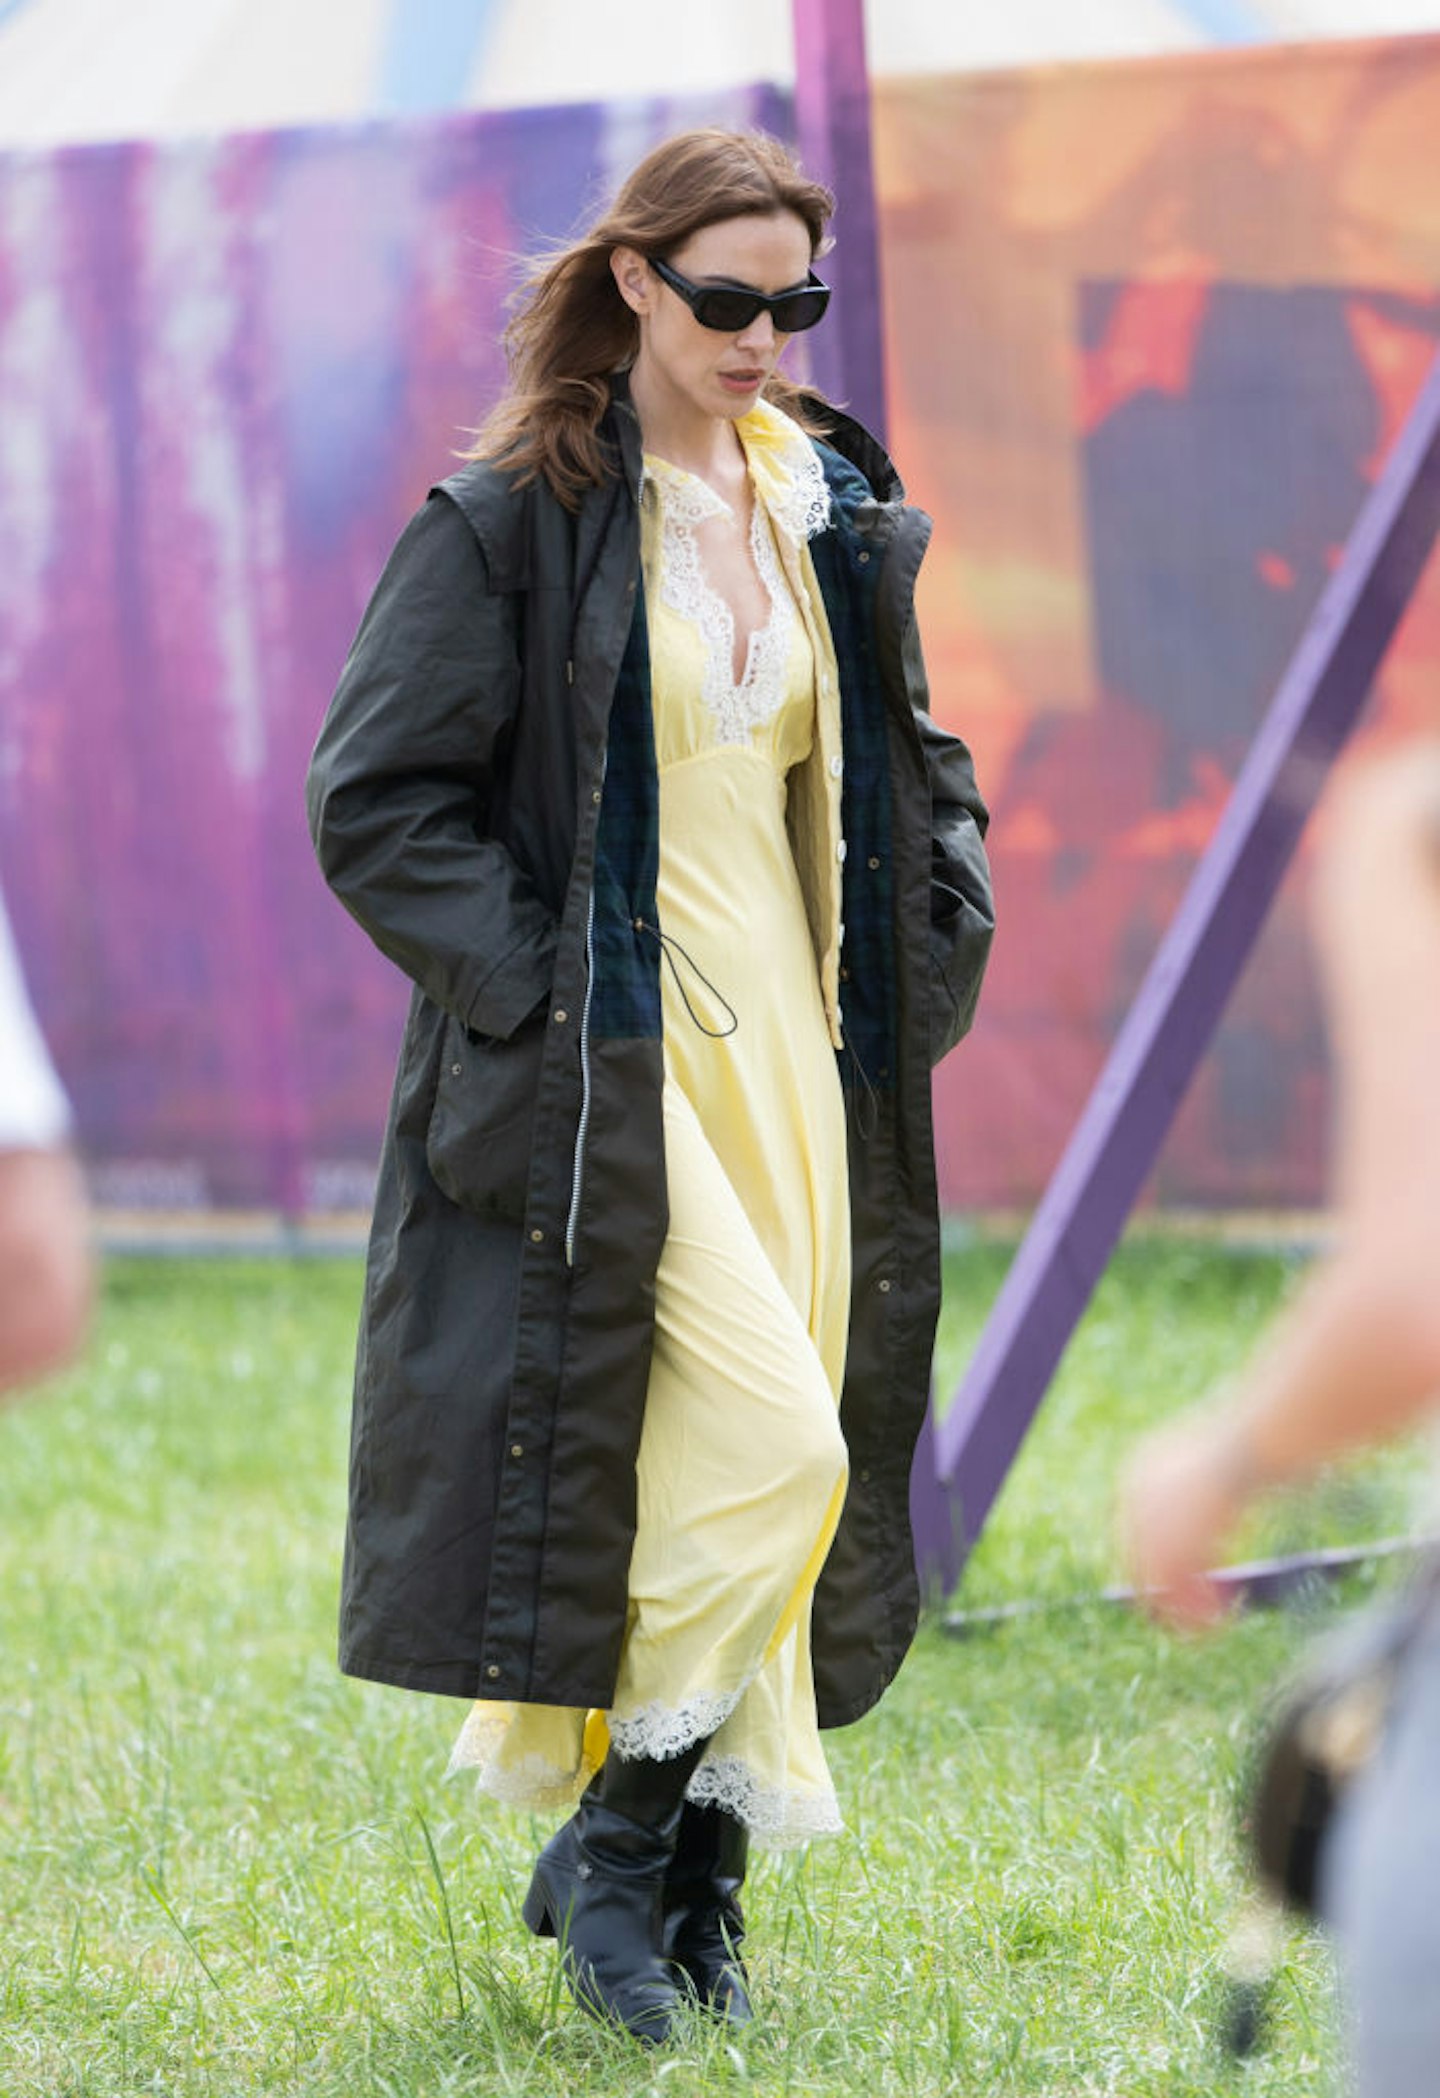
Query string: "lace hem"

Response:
xmin=443 ymin=1709 xmax=597 ymax=1811
xmin=443 ymin=1707 xmax=844 ymax=1848
xmin=686 ymin=1753 xmax=844 ymax=1850
xmin=606 ymin=1685 xmax=743 ymax=1761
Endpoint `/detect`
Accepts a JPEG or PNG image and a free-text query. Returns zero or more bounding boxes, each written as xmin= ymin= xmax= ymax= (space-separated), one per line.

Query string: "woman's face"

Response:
xmin=612 ymin=209 xmax=815 ymax=432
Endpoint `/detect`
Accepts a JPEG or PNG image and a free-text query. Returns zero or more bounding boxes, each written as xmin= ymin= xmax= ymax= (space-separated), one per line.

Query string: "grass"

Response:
xmin=0 ymin=1238 xmax=1423 ymax=2095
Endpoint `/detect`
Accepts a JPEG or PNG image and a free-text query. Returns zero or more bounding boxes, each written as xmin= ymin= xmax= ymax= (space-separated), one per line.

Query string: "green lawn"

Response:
xmin=0 ymin=1241 xmax=1421 ymax=2096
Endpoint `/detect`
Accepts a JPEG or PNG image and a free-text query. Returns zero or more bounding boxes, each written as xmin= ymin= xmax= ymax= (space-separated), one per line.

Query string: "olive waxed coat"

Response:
xmin=306 ymin=382 xmax=994 ymax=1727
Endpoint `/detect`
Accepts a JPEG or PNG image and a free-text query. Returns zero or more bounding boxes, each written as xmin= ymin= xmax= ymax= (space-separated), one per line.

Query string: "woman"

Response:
xmin=0 ymin=887 xmax=92 ymax=1399
xmin=1122 ymin=741 xmax=1440 ymax=2093
xmin=307 ymin=126 xmax=993 ymax=2044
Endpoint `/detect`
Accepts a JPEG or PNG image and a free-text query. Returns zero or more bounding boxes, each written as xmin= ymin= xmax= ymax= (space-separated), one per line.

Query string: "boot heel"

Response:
xmin=522 ymin=1872 xmax=557 ymax=1939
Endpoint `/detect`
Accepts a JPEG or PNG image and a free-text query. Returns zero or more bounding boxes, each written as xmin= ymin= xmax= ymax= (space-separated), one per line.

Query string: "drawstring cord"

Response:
xmin=845 ymin=1039 xmax=880 ymax=1141
xmin=633 ymin=918 xmax=738 ymax=1039
xmin=633 ymin=918 xmax=877 ymax=1135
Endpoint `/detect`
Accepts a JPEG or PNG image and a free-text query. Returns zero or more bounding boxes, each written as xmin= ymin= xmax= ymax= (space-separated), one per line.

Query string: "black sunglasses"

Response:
xmin=647 ymin=255 xmax=831 ymax=334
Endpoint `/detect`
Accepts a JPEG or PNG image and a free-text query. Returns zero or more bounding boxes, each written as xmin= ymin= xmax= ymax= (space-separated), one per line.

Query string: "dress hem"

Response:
xmin=445 ymin=1710 xmax=843 ymax=1849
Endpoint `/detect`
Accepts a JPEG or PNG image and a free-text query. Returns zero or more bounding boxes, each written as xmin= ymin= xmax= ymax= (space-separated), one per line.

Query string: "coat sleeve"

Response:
xmin=306 ymin=492 xmax=559 ymax=1041
xmin=903 ymin=616 xmax=995 ymax=1064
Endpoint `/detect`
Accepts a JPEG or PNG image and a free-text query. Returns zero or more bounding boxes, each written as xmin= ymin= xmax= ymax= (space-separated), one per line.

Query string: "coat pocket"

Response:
xmin=426 ymin=1011 xmax=545 ymax=1220
xmin=928 ymin=943 xmax=963 ymax=1068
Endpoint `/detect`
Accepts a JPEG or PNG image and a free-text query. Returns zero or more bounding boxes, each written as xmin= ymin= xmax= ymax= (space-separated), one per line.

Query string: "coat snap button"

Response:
xmin=553 ymin=1008 xmax=568 ymax=1024
xmin=867 ymin=855 xmax=881 ymax=871
xmin=857 ymin=549 xmax=870 ymax=564
xmin=510 ymin=1443 xmax=524 ymax=1459
xmin=450 ymin=1062 xmax=462 ymax=1077
xmin=878 ymin=1278 xmax=892 ymax=1294
xmin=829 ymin=756 xmax=843 ymax=778
xmin=485 ymin=1664 xmax=500 ymax=1680
xmin=576 ymin=1861 xmax=593 ymax=1880
xmin=530 ymin=1228 xmax=544 ymax=1244
xmin=836 ymin=840 xmax=847 ymax=863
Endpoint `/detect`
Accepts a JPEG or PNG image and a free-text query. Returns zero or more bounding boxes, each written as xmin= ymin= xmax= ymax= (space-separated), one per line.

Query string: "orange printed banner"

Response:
xmin=880 ymin=38 xmax=1440 ymax=1206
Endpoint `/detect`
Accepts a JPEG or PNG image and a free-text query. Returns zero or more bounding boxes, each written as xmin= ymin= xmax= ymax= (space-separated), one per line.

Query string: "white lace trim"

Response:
xmin=686 ymin=1753 xmax=844 ymax=1850
xmin=444 ymin=1708 xmax=597 ymax=1811
xmin=606 ymin=1685 xmax=743 ymax=1762
xmin=443 ymin=1705 xmax=843 ymax=1850
xmin=643 ymin=406 xmax=832 ymax=551
xmin=746 ymin=420 xmax=832 ymax=549
xmin=646 ymin=456 xmax=797 ymax=750
xmin=643 ymin=455 xmax=729 ymax=530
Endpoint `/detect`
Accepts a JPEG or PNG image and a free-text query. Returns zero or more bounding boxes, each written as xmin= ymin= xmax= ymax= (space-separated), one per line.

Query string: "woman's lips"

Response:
xmin=719 ymin=367 xmax=766 ymax=391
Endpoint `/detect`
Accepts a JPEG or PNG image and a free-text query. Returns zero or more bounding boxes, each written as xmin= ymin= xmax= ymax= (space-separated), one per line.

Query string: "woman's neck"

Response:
xmin=628 ymin=367 xmax=748 ymax=490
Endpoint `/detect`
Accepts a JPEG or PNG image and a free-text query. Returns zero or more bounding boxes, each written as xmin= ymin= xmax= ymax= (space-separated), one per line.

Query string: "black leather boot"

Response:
xmin=521 ymin=1740 xmax=708 ymax=2045
xmin=663 ymin=1802 xmax=752 ymax=2023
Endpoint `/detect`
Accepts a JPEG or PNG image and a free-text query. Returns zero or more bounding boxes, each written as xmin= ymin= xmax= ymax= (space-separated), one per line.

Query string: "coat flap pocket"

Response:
xmin=426 ymin=1012 xmax=546 ymax=1220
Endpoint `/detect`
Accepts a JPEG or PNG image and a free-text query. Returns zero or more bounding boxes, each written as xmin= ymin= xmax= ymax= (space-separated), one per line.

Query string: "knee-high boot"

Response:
xmin=664 ymin=1802 xmax=752 ymax=2022
xmin=522 ymin=1738 xmax=709 ymax=2045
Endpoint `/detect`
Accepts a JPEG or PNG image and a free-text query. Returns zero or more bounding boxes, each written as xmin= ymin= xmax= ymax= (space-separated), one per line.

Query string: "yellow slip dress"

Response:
xmin=449 ymin=403 xmax=852 ymax=1845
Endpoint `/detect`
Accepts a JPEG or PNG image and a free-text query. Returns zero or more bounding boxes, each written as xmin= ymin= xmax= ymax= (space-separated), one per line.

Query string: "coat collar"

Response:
xmin=603 ymin=369 xmax=645 ymax=499
xmin=799 ymin=396 xmax=905 ymax=506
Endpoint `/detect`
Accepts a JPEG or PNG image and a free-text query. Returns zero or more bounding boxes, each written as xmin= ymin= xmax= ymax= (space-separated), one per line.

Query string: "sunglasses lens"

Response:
xmin=671 ymin=268 xmax=831 ymax=333
xmin=772 ymin=286 xmax=830 ymax=333
xmin=692 ymin=289 xmax=765 ymax=331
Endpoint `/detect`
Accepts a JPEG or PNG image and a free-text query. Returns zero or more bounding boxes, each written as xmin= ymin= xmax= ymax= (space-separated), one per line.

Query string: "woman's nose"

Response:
xmin=734 ymin=309 xmax=778 ymax=353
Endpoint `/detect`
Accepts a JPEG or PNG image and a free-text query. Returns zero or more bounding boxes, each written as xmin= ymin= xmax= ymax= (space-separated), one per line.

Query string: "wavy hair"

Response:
xmin=468 ymin=128 xmax=836 ymax=507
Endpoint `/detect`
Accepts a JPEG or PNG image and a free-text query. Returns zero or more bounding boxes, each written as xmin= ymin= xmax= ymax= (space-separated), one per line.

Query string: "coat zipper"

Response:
xmin=565 ymin=876 xmax=598 ymax=1268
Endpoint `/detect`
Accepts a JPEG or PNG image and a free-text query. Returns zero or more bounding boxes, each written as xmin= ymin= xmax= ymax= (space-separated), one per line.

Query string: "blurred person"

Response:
xmin=0 ymin=886 xmax=92 ymax=1396
xmin=308 ymin=127 xmax=992 ymax=2042
xmin=1121 ymin=737 xmax=1440 ymax=2095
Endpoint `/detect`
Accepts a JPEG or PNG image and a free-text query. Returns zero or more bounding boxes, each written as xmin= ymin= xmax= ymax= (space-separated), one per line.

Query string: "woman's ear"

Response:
xmin=610 ymin=245 xmax=652 ymax=318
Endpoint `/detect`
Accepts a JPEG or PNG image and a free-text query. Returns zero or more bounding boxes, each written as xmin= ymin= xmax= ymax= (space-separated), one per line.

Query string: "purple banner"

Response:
xmin=0 ymin=91 xmax=789 ymax=1210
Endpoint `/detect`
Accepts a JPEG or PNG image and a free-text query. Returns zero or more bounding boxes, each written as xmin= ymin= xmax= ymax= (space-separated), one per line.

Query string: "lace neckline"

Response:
xmin=644 ymin=462 xmax=794 ymax=746
xmin=640 ymin=401 xmax=831 ymax=550
xmin=642 ymin=452 xmax=736 ymax=526
xmin=640 ymin=403 xmax=828 ymax=749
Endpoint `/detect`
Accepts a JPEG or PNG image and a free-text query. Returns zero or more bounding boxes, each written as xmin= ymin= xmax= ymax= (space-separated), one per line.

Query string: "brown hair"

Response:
xmin=468 ymin=128 xmax=836 ymax=507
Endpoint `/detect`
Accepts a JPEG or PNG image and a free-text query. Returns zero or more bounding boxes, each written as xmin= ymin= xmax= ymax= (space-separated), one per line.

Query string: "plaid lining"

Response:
xmin=591 ymin=590 xmax=662 ymax=1041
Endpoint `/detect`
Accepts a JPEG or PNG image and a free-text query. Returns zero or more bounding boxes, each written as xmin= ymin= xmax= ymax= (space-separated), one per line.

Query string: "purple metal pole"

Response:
xmin=791 ymin=0 xmax=886 ymax=441
xmin=918 ymin=348 xmax=1440 ymax=1581
xmin=909 ymin=1402 xmax=962 ymax=1600
xmin=944 ymin=1537 xmax=1425 ymax=1634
